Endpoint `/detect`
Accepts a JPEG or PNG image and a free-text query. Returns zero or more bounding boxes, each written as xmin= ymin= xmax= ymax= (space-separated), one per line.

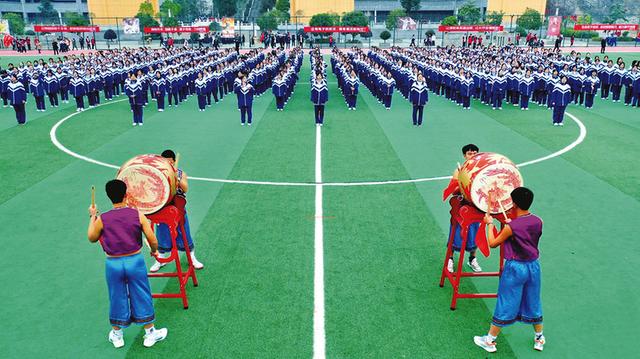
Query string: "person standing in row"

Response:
xmin=272 ymin=73 xmax=286 ymax=111
xmin=43 ymin=69 xmax=59 ymax=108
xmin=195 ymin=72 xmax=207 ymax=112
xmin=235 ymin=76 xmax=255 ymax=126
xmin=310 ymin=72 xmax=328 ymax=126
xmin=583 ymin=70 xmax=600 ymax=109
xmin=551 ymin=76 xmax=572 ymax=126
xmin=29 ymin=73 xmax=46 ymax=112
xmin=151 ymin=71 xmax=166 ymax=112
xmin=346 ymin=69 xmax=358 ymax=110
xmin=8 ymin=74 xmax=27 ymax=125
xmin=69 ymin=72 xmax=86 ymax=112
xmin=125 ymin=73 xmax=145 ymax=126
xmin=409 ymin=73 xmax=428 ymax=127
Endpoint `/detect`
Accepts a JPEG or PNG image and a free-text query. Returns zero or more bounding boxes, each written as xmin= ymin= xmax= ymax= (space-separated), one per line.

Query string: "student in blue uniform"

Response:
xmin=583 ymin=70 xmax=600 ymax=109
xmin=459 ymin=71 xmax=475 ymax=110
xmin=29 ymin=73 xmax=46 ymax=111
xmin=151 ymin=71 xmax=166 ymax=112
xmin=0 ymin=70 xmax=9 ymax=107
xmin=272 ymin=72 xmax=286 ymax=111
xmin=125 ymin=73 xmax=145 ymax=126
xmin=168 ymin=69 xmax=180 ymax=107
xmin=235 ymin=75 xmax=255 ymax=126
xmin=195 ymin=72 xmax=207 ymax=112
xmin=551 ymin=76 xmax=572 ymax=126
xmin=69 ymin=72 xmax=87 ymax=112
xmin=310 ymin=72 xmax=328 ymax=126
xmin=491 ymin=71 xmax=507 ymax=110
xmin=409 ymin=73 xmax=428 ymax=127
xmin=43 ymin=69 xmax=59 ymax=108
xmin=8 ymin=74 xmax=27 ymax=125
xmin=518 ymin=70 xmax=535 ymax=110
xmin=631 ymin=64 xmax=640 ymax=107
xmin=622 ymin=63 xmax=637 ymax=106
xmin=610 ymin=62 xmax=625 ymax=103
xmin=345 ymin=69 xmax=358 ymax=110
xmin=381 ymin=71 xmax=395 ymax=110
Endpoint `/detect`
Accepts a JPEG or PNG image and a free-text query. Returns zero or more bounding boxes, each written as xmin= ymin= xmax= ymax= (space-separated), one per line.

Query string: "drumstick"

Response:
xmin=91 ymin=185 xmax=95 ymax=208
xmin=174 ymin=153 xmax=181 ymax=169
xmin=498 ymin=199 xmax=510 ymax=222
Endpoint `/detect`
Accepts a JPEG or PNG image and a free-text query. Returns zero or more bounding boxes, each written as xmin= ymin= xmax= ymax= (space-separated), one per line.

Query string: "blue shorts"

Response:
xmin=448 ymin=222 xmax=479 ymax=252
xmin=492 ymin=259 xmax=543 ymax=327
xmin=105 ymin=253 xmax=155 ymax=327
xmin=157 ymin=213 xmax=194 ymax=253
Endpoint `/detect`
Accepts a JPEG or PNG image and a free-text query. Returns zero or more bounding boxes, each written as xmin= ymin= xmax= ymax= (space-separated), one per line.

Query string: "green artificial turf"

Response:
xmin=1 ymin=52 xmax=640 ymax=359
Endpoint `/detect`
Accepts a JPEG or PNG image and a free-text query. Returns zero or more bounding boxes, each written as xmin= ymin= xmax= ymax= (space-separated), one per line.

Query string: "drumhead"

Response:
xmin=117 ymin=164 xmax=171 ymax=214
xmin=469 ymin=163 xmax=523 ymax=213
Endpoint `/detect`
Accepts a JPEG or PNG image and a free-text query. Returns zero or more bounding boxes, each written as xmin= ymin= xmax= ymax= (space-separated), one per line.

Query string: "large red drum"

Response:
xmin=458 ymin=152 xmax=523 ymax=214
xmin=116 ymin=154 xmax=178 ymax=214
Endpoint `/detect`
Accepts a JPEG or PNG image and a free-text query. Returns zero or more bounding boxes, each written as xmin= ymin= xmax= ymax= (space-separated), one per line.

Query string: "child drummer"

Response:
xmin=448 ymin=144 xmax=483 ymax=273
xmin=87 ymin=179 xmax=168 ymax=348
xmin=474 ymin=187 xmax=545 ymax=353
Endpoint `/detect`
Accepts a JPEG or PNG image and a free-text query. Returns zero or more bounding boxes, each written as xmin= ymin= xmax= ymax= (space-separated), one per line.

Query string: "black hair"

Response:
xmin=105 ymin=179 xmax=127 ymax=204
xmin=511 ymin=187 xmax=534 ymax=210
xmin=461 ymin=144 xmax=479 ymax=154
xmin=161 ymin=149 xmax=176 ymax=160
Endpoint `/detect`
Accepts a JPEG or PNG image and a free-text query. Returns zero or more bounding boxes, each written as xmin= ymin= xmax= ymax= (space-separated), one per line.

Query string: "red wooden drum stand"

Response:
xmin=439 ymin=196 xmax=505 ymax=310
xmin=146 ymin=205 xmax=198 ymax=309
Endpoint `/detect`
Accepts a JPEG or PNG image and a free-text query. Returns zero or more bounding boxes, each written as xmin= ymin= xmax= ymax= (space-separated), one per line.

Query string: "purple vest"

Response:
xmin=99 ymin=207 xmax=142 ymax=256
xmin=505 ymin=213 xmax=543 ymax=262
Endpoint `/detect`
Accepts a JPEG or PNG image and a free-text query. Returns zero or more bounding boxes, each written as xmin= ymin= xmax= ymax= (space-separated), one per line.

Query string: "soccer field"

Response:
xmin=1 ymin=53 xmax=640 ymax=358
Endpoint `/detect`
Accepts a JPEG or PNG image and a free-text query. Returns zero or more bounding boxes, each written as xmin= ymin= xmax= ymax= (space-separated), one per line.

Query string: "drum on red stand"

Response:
xmin=458 ymin=152 xmax=523 ymax=214
xmin=116 ymin=154 xmax=178 ymax=214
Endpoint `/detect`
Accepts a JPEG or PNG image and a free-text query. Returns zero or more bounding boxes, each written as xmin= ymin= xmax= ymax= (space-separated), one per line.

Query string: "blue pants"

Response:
xmin=553 ymin=105 xmax=566 ymax=124
xmin=13 ymin=103 xmax=26 ymax=124
xmin=585 ymin=93 xmax=595 ymax=108
xmin=314 ymin=105 xmax=324 ymax=124
xmin=240 ymin=106 xmax=252 ymax=124
xmin=105 ymin=253 xmax=155 ymax=327
xmin=132 ymin=104 xmax=143 ymax=124
xmin=156 ymin=213 xmax=194 ymax=253
xmin=156 ymin=94 xmax=164 ymax=110
xmin=492 ymin=260 xmax=543 ymax=327
xmin=520 ymin=95 xmax=529 ymax=109
xmin=449 ymin=222 xmax=478 ymax=252
xmin=412 ymin=105 xmax=424 ymax=126
xmin=347 ymin=94 xmax=357 ymax=108
xmin=198 ymin=94 xmax=206 ymax=110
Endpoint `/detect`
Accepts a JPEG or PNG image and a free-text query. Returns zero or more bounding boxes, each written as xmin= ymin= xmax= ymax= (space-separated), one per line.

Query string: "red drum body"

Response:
xmin=458 ymin=152 xmax=523 ymax=214
xmin=116 ymin=154 xmax=177 ymax=214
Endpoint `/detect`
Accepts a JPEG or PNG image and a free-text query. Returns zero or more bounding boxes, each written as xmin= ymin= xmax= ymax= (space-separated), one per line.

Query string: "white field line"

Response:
xmin=313 ymin=125 xmax=326 ymax=359
xmin=50 ymin=99 xmax=587 ymax=186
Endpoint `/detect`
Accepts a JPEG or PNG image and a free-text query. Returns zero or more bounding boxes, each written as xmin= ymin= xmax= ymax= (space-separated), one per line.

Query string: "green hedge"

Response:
xmin=561 ymin=29 xmax=598 ymax=39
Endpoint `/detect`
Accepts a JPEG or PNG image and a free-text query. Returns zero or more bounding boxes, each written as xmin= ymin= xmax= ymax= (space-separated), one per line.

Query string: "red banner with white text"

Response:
xmin=574 ymin=24 xmax=638 ymax=31
xmin=303 ymin=26 xmax=370 ymax=33
xmin=144 ymin=26 xmax=209 ymax=33
xmin=34 ymin=25 xmax=100 ymax=33
xmin=437 ymin=25 xmax=503 ymax=32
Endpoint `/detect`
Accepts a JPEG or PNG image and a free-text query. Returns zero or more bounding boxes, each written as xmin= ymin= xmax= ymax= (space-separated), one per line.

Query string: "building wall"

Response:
xmin=88 ymin=0 xmax=159 ymax=25
xmin=487 ymin=0 xmax=547 ymax=16
xmin=290 ymin=0 xmax=355 ymax=21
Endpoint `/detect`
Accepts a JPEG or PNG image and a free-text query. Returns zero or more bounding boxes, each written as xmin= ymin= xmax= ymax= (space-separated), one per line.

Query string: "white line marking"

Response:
xmin=50 ymin=98 xmax=587 ymax=186
xmin=313 ymin=125 xmax=326 ymax=359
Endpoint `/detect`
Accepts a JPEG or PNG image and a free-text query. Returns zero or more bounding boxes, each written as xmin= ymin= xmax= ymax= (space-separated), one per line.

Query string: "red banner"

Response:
xmin=574 ymin=24 xmax=639 ymax=31
xmin=437 ymin=25 xmax=503 ymax=32
xmin=303 ymin=26 xmax=370 ymax=33
xmin=144 ymin=26 xmax=209 ymax=33
xmin=547 ymin=16 xmax=561 ymax=37
xmin=34 ymin=25 xmax=100 ymax=33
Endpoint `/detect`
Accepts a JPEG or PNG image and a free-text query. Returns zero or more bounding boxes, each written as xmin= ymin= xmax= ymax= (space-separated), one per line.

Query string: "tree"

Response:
xmin=159 ymin=0 xmax=182 ymax=21
xmin=380 ymin=30 xmax=391 ymax=43
xmin=400 ymin=0 xmax=420 ymax=14
xmin=138 ymin=0 xmax=156 ymax=17
xmin=38 ymin=0 xmax=59 ymax=24
xmin=104 ymin=29 xmax=117 ymax=41
xmin=341 ymin=11 xmax=369 ymax=40
xmin=441 ymin=16 xmax=458 ymax=26
xmin=309 ymin=12 xmax=339 ymax=27
xmin=214 ymin=0 xmax=237 ymax=17
xmin=257 ymin=10 xmax=280 ymax=31
xmin=163 ymin=17 xmax=179 ymax=27
xmin=63 ymin=12 xmax=89 ymax=26
xmin=546 ymin=0 xmax=577 ymax=16
xmin=2 ymin=13 xmax=25 ymax=35
xmin=457 ymin=1 xmax=481 ymax=25
xmin=385 ymin=9 xmax=406 ymax=31
xmin=136 ymin=2 xmax=160 ymax=38
xmin=275 ymin=0 xmax=290 ymax=21
xmin=605 ymin=0 xmax=627 ymax=23
xmin=261 ymin=0 xmax=276 ymax=13
xmin=485 ymin=11 xmax=504 ymax=26
xmin=516 ymin=8 xmax=542 ymax=30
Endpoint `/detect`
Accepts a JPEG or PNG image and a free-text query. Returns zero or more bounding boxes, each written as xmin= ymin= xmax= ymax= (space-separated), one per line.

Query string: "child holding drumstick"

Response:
xmin=474 ymin=187 xmax=545 ymax=353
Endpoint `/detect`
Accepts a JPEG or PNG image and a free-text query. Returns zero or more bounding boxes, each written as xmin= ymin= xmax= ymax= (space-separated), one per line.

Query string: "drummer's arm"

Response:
xmin=139 ymin=211 xmax=159 ymax=254
xmin=487 ymin=222 xmax=512 ymax=248
xmin=87 ymin=210 xmax=103 ymax=243
xmin=179 ymin=172 xmax=189 ymax=194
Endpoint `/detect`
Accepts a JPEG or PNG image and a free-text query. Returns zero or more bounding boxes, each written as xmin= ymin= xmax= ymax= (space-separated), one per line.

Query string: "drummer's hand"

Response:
xmin=88 ymin=205 xmax=98 ymax=217
xmin=483 ymin=213 xmax=493 ymax=225
xmin=151 ymin=250 xmax=159 ymax=257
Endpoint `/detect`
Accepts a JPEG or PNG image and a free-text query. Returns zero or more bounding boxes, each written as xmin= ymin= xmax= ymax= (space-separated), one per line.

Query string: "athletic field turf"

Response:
xmin=1 ymin=52 xmax=639 ymax=358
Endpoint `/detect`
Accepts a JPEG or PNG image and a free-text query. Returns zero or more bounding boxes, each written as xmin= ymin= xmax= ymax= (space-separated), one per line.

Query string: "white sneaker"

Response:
xmin=132 ymin=123 xmax=137 ymax=126
xmin=108 ymin=330 xmax=125 ymax=348
xmin=447 ymin=258 xmax=454 ymax=273
xmin=150 ymin=260 xmax=166 ymax=272
xmin=534 ymin=335 xmax=545 ymax=351
xmin=143 ymin=327 xmax=168 ymax=348
xmin=190 ymin=252 xmax=204 ymax=270
xmin=468 ymin=258 xmax=482 ymax=272
xmin=474 ymin=335 xmax=497 ymax=353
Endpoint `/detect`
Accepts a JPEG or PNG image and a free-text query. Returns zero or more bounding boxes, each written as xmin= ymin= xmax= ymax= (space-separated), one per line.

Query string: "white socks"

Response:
xmin=487 ymin=334 xmax=497 ymax=342
xmin=113 ymin=329 xmax=123 ymax=336
xmin=535 ymin=331 xmax=543 ymax=339
xmin=144 ymin=327 xmax=155 ymax=335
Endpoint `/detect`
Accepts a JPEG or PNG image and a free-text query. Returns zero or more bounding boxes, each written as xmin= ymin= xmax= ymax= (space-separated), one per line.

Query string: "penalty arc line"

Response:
xmin=49 ymin=100 xmax=587 ymax=186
